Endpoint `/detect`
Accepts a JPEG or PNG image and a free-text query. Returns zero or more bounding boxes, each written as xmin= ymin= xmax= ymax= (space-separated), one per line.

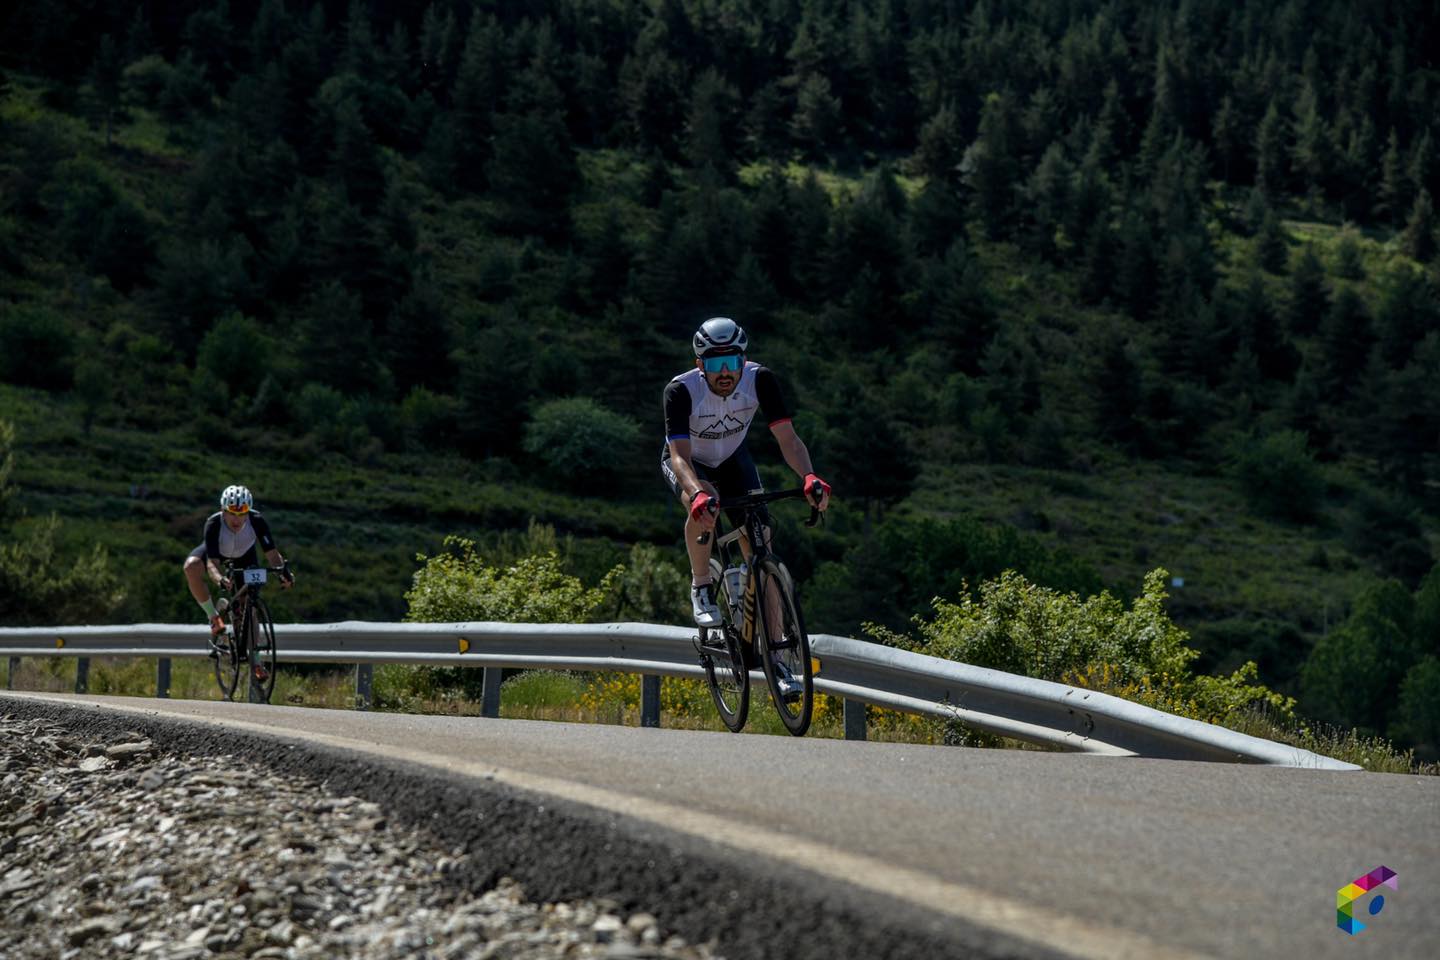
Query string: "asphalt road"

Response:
xmin=4 ymin=691 xmax=1436 ymax=960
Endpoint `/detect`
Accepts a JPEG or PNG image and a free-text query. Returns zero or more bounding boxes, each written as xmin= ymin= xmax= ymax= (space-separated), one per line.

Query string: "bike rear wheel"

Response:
xmin=246 ymin=597 xmax=278 ymax=704
xmin=212 ymin=623 xmax=240 ymax=701
xmin=698 ymin=559 xmax=749 ymax=732
xmin=755 ymin=557 xmax=813 ymax=736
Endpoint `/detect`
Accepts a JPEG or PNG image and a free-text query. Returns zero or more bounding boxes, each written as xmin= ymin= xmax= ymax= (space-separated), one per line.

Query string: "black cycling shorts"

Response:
xmin=660 ymin=442 xmax=768 ymax=530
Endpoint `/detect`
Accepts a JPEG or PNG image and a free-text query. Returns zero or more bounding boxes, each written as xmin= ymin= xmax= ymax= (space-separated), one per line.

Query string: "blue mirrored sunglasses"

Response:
xmin=701 ymin=354 xmax=743 ymax=373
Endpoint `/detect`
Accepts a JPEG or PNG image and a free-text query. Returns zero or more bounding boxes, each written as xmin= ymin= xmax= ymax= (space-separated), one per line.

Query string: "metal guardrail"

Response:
xmin=0 ymin=621 xmax=1360 ymax=769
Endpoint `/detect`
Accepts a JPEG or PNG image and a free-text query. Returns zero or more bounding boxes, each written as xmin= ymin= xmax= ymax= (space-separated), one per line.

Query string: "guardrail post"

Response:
xmin=75 ymin=658 xmax=90 ymax=695
xmin=480 ymin=667 xmax=502 ymax=718
xmin=6 ymin=657 xmax=17 ymax=689
xmin=640 ymin=675 xmax=661 ymax=727
xmin=355 ymin=664 xmax=373 ymax=711
xmin=844 ymin=698 xmax=867 ymax=741
xmin=157 ymin=658 xmax=171 ymax=699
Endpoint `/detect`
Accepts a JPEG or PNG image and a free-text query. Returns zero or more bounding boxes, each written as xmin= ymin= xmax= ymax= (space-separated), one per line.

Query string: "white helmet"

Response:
xmin=692 ymin=317 xmax=748 ymax=357
xmin=219 ymin=484 xmax=253 ymax=514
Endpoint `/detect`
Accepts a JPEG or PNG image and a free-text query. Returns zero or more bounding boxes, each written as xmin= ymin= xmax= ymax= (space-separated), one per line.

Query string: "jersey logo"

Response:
xmin=695 ymin=412 xmax=749 ymax=440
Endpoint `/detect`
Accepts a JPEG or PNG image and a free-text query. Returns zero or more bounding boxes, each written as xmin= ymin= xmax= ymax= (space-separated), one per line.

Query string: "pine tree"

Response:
xmin=1255 ymin=100 xmax=1288 ymax=198
xmin=1255 ymin=206 xmax=1289 ymax=273
xmin=911 ymin=103 xmax=964 ymax=185
xmin=451 ymin=12 xmax=506 ymax=189
xmin=486 ymin=111 xmax=577 ymax=241
xmin=968 ymin=90 xmax=1021 ymax=240
xmin=90 ymin=34 xmax=122 ymax=148
xmin=418 ymin=4 xmax=458 ymax=96
xmin=1211 ymin=94 xmax=1246 ymax=183
xmin=1318 ymin=285 xmax=1374 ymax=399
xmin=1023 ymin=143 xmax=1071 ymax=261
xmin=1287 ymin=246 xmax=1328 ymax=336
xmin=1290 ymin=81 xmax=1332 ymax=209
xmin=684 ymin=68 xmax=737 ymax=178
xmin=1377 ymin=128 xmax=1409 ymax=227
xmin=1375 ymin=265 xmax=1439 ymax=368
xmin=790 ymin=73 xmax=842 ymax=160
xmin=1403 ymin=189 xmax=1437 ymax=264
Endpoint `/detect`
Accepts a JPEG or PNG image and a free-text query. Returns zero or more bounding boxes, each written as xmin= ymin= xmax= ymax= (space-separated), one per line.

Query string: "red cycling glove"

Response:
xmin=689 ymin=490 xmax=716 ymax=521
xmin=803 ymin=473 xmax=831 ymax=505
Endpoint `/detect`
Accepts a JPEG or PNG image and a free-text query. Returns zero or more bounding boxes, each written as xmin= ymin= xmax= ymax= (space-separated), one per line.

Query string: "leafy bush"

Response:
xmin=607 ymin=541 xmax=689 ymax=625
xmin=809 ymin=514 xmax=1103 ymax=635
xmin=399 ymin=387 xmax=460 ymax=450
xmin=1301 ymin=577 xmax=1420 ymax=737
xmin=0 ymin=305 xmax=74 ymax=390
xmin=522 ymin=397 xmax=642 ymax=486
xmin=1396 ymin=657 xmax=1440 ymax=755
xmin=1232 ymin=430 xmax=1323 ymax=522
xmin=404 ymin=537 xmax=621 ymax=624
xmin=871 ymin=568 xmax=1295 ymax=727
xmin=379 ymin=538 xmax=622 ymax=707
xmin=0 ymin=515 xmax=125 ymax=626
xmin=195 ymin=313 xmax=277 ymax=402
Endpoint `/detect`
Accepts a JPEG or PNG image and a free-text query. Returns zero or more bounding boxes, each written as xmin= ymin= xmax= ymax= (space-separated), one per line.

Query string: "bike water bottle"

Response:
xmin=724 ymin=563 xmax=745 ymax=609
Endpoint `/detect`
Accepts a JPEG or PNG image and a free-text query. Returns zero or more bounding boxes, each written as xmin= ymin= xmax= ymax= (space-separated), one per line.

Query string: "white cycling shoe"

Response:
xmin=773 ymin=660 xmax=804 ymax=701
xmin=691 ymin=583 xmax=722 ymax=627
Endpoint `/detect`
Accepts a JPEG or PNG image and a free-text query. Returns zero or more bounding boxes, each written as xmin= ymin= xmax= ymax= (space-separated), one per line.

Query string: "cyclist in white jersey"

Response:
xmin=661 ymin=318 xmax=830 ymax=626
xmin=183 ymin=484 xmax=292 ymax=640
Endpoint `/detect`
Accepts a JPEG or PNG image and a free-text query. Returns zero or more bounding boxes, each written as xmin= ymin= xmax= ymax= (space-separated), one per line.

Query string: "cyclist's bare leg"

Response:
xmin=183 ymin=555 xmax=213 ymax=605
xmin=683 ymin=480 xmax=721 ymax=581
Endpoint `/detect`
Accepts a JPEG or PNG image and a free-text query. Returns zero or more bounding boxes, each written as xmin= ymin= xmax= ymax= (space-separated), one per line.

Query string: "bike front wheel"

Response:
xmin=755 ymin=558 xmax=813 ymax=736
xmin=213 ymin=624 xmax=240 ymax=702
xmin=246 ymin=597 xmax=278 ymax=704
xmin=699 ymin=558 xmax=749 ymax=732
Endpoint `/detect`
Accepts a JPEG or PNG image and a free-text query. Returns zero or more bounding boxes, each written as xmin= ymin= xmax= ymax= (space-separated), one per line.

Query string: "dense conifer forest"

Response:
xmin=1 ymin=1 xmax=1437 ymax=754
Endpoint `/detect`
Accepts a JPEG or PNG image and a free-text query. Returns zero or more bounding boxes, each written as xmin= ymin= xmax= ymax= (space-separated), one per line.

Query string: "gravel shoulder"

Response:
xmin=1 ymin=710 xmax=714 ymax=960
xmin=2 ymin=696 xmax=1037 ymax=960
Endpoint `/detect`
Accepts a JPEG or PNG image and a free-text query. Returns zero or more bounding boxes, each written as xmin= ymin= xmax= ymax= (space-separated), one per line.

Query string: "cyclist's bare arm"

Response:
xmin=770 ymin=422 xmax=830 ymax=511
xmin=264 ymin=548 xmax=294 ymax=589
xmin=666 ymin=438 xmax=709 ymax=502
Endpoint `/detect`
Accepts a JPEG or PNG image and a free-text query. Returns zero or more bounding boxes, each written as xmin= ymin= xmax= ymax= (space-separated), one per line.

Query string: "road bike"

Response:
xmin=695 ymin=484 xmax=821 ymax=736
xmin=212 ymin=560 xmax=290 ymax=703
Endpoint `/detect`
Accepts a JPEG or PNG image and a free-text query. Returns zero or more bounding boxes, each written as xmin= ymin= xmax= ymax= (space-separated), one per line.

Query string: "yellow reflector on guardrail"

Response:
xmin=458 ymin=637 xmax=470 ymax=654
xmin=812 ymin=657 xmax=820 ymax=676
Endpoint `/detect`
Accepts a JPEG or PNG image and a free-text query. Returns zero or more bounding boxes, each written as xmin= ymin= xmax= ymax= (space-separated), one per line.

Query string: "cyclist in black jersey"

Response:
xmin=183 ymin=484 xmax=293 ymax=640
xmin=661 ymin=317 xmax=831 ymax=626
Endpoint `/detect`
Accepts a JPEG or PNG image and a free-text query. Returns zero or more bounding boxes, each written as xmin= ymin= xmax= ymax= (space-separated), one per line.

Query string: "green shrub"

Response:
xmin=380 ymin=538 xmax=623 ymax=707
xmin=1396 ymin=657 xmax=1440 ymax=755
xmin=1232 ymin=430 xmax=1323 ymax=522
xmin=1300 ymin=578 xmax=1415 ymax=735
xmin=871 ymin=568 xmax=1295 ymax=727
xmin=196 ymin=313 xmax=276 ymax=402
xmin=0 ymin=515 xmax=125 ymax=626
xmin=522 ymin=396 xmax=641 ymax=485
xmin=399 ymin=387 xmax=460 ymax=450
xmin=403 ymin=537 xmax=621 ymax=624
xmin=0 ymin=305 xmax=74 ymax=390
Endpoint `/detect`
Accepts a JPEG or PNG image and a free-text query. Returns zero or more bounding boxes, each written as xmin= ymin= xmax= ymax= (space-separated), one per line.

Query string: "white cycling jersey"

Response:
xmin=664 ymin=362 xmax=790 ymax=467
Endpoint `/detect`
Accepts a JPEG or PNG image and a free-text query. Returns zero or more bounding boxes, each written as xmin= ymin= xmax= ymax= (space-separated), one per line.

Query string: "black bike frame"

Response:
xmin=702 ymin=487 xmax=820 ymax=646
